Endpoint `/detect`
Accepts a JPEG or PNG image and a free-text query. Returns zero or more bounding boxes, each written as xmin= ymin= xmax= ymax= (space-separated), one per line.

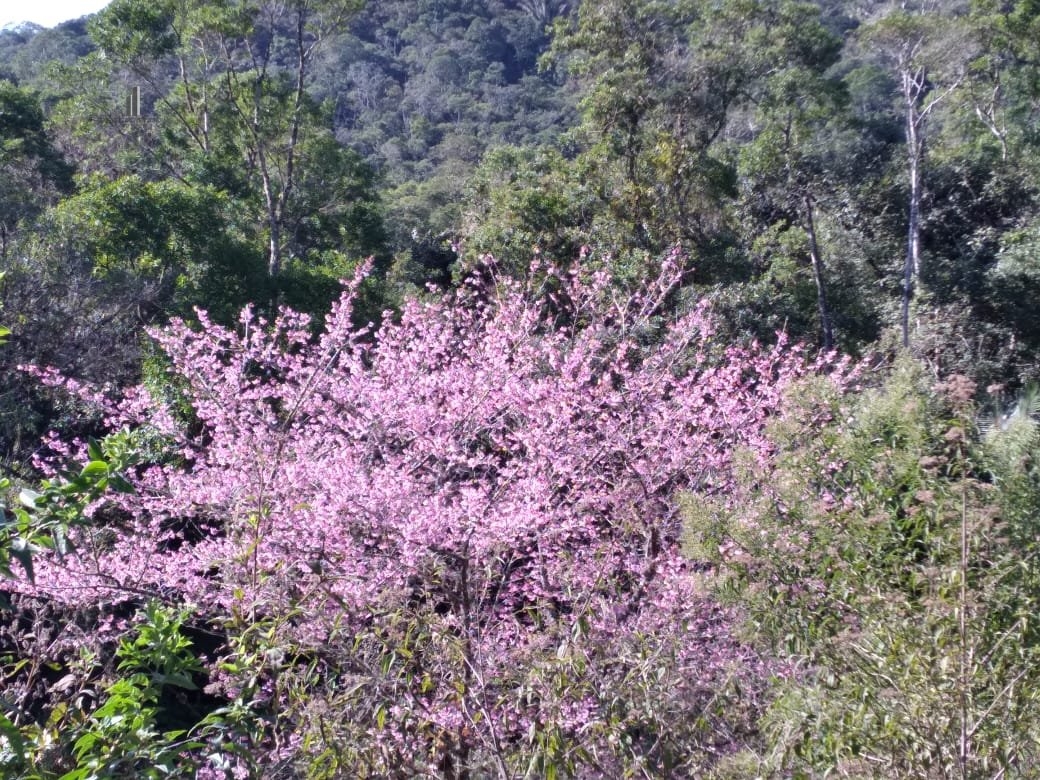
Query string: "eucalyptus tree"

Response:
xmin=860 ymin=7 xmax=973 ymax=347
xmin=89 ymin=0 xmax=371 ymax=279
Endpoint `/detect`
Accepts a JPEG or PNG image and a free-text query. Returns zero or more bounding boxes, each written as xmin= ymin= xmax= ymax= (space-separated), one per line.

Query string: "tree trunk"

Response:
xmin=902 ymin=69 xmax=924 ymax=349
xmin=267 ymin=209 xmax=282 ymax=278
xmin=804 ymin=194 xmax=834 ymax=350
xmin=263 ymin=8 xmax=308 ymax=280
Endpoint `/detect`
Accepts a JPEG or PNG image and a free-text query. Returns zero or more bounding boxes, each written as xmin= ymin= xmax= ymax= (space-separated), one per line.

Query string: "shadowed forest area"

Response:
xmin=2 ymin=0 xmax=1040 ymax=776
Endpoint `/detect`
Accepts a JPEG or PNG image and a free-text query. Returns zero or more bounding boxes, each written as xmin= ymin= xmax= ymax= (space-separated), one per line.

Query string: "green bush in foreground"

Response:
xmin=688 ymin=361 xmax=1040 ymax=777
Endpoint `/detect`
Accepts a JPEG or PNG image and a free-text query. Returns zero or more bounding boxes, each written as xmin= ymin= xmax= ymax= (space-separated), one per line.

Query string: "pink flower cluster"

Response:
xmin=22 ymin=251 xmax=841 ymax=770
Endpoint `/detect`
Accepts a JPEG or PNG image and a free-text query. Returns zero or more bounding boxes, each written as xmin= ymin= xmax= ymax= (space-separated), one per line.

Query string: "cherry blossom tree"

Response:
xmin=18 ymin=249 xmax=845 ymax=775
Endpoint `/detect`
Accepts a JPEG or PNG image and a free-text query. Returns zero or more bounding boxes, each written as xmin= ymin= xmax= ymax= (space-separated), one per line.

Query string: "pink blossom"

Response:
xmin=19 ymin=251 xmax=849 ymax=772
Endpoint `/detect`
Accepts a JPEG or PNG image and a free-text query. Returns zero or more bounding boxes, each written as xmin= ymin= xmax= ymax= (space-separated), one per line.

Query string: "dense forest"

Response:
xmin=1 ymin=0 xmax=1040 ymax=776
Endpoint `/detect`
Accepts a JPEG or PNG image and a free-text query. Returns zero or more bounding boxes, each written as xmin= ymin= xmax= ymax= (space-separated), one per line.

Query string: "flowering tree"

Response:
xmin=17 ymin=250 xmax=840 ymax=776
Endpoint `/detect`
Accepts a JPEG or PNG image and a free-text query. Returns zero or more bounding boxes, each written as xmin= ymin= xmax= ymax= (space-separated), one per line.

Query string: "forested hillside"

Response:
xmin=1 ymin=0 xmax=1040 ymax=776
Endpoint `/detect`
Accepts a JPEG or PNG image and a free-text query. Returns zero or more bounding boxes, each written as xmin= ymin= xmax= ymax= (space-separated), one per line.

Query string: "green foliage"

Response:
xmin=462 ymin=144 xmax=592 ymax=273
xmin=318 ymin=0 xmax=574 ymax=258
xmin=0 ymin=80 xmax=73 ymax=261
xmin=56 ymin=602 xmax=205 ymax=780
xmin=0 ymin=600 xmax=218 ymax=780
xmin=0 ymin=81 xmax=72 ymax=187
xmin=2 ymin=0 xmax=1039 ymax=378
xmin=987 ymin=223 xmax=1040 ymax=355
xmin=545 ymin=0 xmax=843 ymax=266
xmin=87 ymin=0 xmax=177 ymax=64
xmin=279 ymin=250 xmax=392 ymax=325
xmin=0 ymin=21 xmax=94 ymax=91
xmin=65 ymin=0 xmax=385 ymax=288
xmin=686 ymin=362 xmax=1040 ymax=775
xmin=0 ymin=435 xmax=136 ymax=584
xmin=27 ymin=175 xmax=266 ymax=322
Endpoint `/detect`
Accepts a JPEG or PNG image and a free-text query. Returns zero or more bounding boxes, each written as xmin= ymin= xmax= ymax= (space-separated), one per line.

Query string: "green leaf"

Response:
xmin=109 ymin=474 xmax=135 ymax=494
xmin=71 ymin=731 xmax=99 ymax=760
xmin=80 ymin=460 xmax=110 ymax=478
xmin=86 ymin=437 xmax=105 ymax=462
xmin=152 ymin=672 xmax=198 ymax=690
xmin=0 ymin=710 xmax=26 ymax=762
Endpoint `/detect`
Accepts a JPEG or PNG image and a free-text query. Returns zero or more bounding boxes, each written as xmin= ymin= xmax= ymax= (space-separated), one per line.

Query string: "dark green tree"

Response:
xmin=546 ymin=0 xmax=848 ymax=279
xmin=0 ymin=80 xmax=73 ymax=261
xmin=26 ymin=174 xmax=266 ymax=321
xmin=734 ymin=3 xmax=847 ymax=348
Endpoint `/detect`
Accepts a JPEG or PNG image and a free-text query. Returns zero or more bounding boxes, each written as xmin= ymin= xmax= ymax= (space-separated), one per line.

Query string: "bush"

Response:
xmin=687 ymin=360 xmax=1040 ymax=776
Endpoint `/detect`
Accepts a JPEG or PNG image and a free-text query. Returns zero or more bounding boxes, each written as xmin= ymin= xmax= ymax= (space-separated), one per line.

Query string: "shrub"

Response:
xmin=688 ymin=361 xmax=1040 ymax=777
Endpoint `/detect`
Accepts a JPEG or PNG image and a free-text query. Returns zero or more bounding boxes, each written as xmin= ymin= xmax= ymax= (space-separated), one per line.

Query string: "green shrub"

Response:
xmin=687 ymin=360 xmax=1040 ymax=777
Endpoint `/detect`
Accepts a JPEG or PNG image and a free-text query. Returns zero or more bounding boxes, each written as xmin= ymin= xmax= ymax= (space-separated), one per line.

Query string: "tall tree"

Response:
xmin=548 ymin=0 xmax=743 ymax=256
xmin=736 ymin=2 xmax=846 ymax=348
xmin=967 ymin=0 xmax=1040 ymax=162
xmin=861 ymin=9 xmax=971 ymax=347
xmin=90 ymin=0 xmax=368 ymax=278
xmin=547 ymin=0 xmax=849 ymax=279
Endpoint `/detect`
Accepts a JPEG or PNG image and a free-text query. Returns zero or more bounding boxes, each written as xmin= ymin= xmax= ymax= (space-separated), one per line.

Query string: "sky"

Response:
xmin=1 ymin=0 xmax=110 ymax=30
